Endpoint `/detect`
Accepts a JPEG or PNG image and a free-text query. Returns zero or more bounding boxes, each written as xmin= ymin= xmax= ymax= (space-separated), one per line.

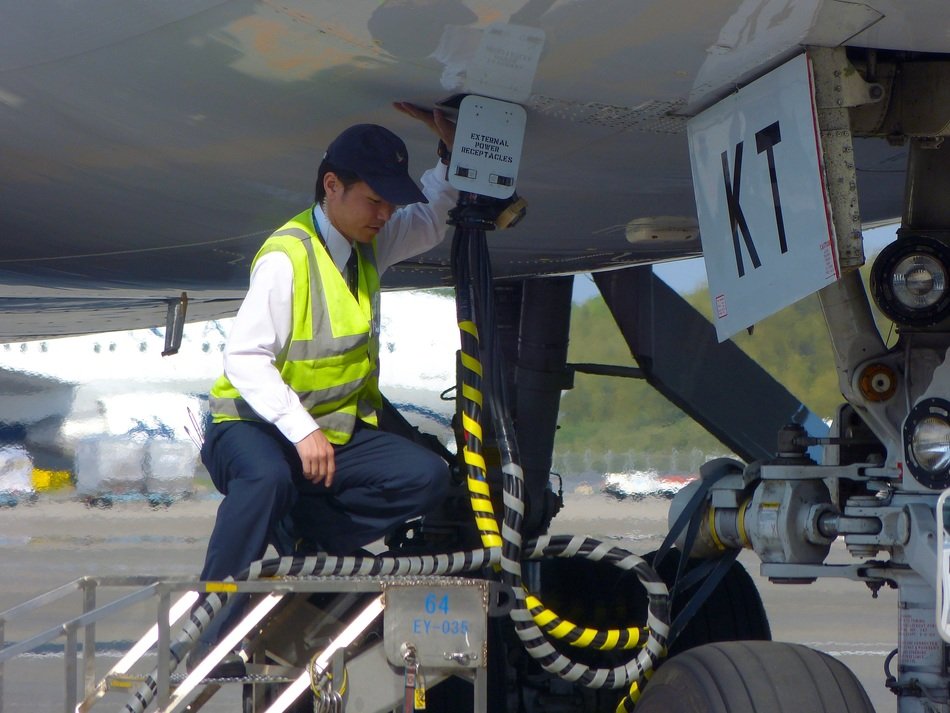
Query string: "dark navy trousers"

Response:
xmin=199 ymin=418 xmax=449 ymax=581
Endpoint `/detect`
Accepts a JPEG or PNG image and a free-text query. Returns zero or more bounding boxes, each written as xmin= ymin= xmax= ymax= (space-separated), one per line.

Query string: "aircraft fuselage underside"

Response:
xmin=5 ymin=4 xmax=950 ymax=713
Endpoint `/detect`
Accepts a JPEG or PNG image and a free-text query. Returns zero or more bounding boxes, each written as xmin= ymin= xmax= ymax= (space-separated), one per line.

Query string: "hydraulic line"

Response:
xmin=452 ymin=217 xmax=504 ymax=552
xmin=450 ymin=196 xmax=669 ymax=709
xmin=525 ymin=593 xmax=647 ymax=650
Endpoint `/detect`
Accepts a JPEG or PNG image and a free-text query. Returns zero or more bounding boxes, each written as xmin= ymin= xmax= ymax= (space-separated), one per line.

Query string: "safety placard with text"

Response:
xmin=449 ymin=94 xmax=526 ymax=199
xmin=687 ymin=53 xmax=839 ymax=342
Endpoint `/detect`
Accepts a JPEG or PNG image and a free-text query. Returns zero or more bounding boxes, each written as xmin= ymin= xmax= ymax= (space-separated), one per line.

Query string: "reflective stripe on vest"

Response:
xmin=208 ymin=208 xmax=382 ymax=444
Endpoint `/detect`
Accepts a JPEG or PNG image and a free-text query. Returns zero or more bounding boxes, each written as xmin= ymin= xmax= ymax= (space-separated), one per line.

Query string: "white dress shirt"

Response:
xmin=222 ymin=160 xmax=458 ymax=444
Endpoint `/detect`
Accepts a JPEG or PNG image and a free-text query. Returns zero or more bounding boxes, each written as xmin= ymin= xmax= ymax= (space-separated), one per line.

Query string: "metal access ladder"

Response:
xmin=0 ymin=575 xmax=492 ymax=713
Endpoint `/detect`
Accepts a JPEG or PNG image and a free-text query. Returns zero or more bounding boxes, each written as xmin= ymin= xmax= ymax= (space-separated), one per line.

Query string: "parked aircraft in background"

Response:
xmin=1 ymin=2 xmax=949 ymax=712
xmin=0 ymin=292 xmax=459 ymax=501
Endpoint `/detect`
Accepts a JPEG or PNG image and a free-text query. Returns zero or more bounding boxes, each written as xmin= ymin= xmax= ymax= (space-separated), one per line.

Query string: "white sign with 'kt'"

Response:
xmin=687 ymin=53 xmax=839 ymax=342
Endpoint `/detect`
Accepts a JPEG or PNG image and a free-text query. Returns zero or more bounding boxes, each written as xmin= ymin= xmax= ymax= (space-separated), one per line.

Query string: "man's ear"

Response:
xmin=323 ymin=172 xmax=339 ymax=197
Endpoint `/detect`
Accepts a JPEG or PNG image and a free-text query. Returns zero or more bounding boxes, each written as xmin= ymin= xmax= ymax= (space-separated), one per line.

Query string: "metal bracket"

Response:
xmin=809 ymin=46 xmax=885 ymax=111
xmin=760 ymin=561 xmax=897 ymax=583
xmin=488 ymin=581 xmax=514 ymax=618
xmin=162 ymin=292 xmax=188 ymax=357
xmin=808 ymin=46 xmax=870 ymax=271
xmin=901 ymin=503 xmax=939 ymax=591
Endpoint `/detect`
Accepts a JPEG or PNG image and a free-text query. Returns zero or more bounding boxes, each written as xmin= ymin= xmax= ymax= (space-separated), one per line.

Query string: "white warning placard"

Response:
xmin=687 ymin=53 xmax=840 ymax=342
xmin=449 ymin=95 xmax=526 ymax=199
xmin=465 ymin=23 xmax=545 ymax=104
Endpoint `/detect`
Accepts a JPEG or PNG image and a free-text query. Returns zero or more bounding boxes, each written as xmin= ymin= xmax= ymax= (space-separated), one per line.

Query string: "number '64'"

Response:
xmin=424 ymin=594 xmax=450 ymax=615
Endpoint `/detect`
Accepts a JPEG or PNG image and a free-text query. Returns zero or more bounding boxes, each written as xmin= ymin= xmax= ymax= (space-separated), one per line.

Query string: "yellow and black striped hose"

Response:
xmin=454 ymin=308 xmax=666 ymax=713
xmin=457 ymin=318 xmax=503 ymax=551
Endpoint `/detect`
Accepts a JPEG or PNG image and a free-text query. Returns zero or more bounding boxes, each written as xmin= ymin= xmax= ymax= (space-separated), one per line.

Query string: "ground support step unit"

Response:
xmin=0 ymin=574 xmax=495 ymax=713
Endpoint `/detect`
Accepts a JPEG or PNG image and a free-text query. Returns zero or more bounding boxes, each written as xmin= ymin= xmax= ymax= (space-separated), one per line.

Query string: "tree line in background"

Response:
xmin=555 ymin=264 xmax=891 ymax=474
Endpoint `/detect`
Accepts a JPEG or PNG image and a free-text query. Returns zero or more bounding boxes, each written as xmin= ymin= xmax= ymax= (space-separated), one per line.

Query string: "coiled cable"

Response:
xmin=450 ymin=200 xmax=669 ymax=710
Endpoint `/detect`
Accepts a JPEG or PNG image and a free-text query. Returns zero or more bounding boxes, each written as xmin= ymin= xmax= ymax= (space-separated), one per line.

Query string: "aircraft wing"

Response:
xmin=0 ymin=0 xmax=937 ymax=339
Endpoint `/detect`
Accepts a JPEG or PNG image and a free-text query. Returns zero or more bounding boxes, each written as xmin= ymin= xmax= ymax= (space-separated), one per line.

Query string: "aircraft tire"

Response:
xmin=635 ymin=640 xmax=875 ymax=713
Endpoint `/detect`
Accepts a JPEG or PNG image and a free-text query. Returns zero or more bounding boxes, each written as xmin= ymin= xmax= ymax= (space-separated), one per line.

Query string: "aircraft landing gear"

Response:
xmin=646 ymin=49 xmax=950 ymax=713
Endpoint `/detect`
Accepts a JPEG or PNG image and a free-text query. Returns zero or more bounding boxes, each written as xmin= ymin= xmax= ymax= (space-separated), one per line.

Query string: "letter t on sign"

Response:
xmin=755 ymin=121 xmax=788 ymax=254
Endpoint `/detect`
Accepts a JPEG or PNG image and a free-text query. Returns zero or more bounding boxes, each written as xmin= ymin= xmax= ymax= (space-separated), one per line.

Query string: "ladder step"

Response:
xmin=105 ymin=667 xmax=300 ymax=691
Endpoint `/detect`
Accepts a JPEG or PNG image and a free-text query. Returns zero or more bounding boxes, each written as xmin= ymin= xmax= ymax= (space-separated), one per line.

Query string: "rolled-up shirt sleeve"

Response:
xmin=222 ymin=252 xmax=319 ymax=443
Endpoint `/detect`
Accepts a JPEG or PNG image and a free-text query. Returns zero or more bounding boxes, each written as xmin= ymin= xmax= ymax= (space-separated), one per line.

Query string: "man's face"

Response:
xmin=324 ymin=173 xmax=398 ymax=244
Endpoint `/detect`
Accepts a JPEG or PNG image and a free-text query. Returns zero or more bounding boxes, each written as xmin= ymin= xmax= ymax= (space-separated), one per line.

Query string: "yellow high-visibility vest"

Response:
xmin=209 ymin=208 xmax=381 ymax=444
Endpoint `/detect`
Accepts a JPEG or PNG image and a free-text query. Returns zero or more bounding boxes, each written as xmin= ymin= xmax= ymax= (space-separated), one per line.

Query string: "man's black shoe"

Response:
xmin=205 ymin=652 xmax=247 ymax=679
xmin=186 ymin=645 xmax=248 ymax=679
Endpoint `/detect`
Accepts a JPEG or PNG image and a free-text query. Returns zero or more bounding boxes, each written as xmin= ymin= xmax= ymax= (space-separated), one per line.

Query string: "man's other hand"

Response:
xmin=295 ymin=429 xmax=335 ymax=486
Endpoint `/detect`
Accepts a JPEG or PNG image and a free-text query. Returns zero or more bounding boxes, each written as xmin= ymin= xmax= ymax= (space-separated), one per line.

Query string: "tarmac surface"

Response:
xmin=0 ymin=491 xmax=898 ymax=712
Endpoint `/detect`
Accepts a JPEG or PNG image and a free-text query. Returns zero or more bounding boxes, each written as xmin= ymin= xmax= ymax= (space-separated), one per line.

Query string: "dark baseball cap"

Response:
xmin=324 ymin=124 xmax=428 ymax=205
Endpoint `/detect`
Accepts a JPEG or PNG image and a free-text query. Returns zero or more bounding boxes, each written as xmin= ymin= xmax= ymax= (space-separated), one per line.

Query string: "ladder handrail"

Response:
xmin=0 ymin=578 xmax=88 ymax=623
xmin=0 ymin=576 xmax=195 ymax=624
xmin=0 ymin=584 xmax=162 ymax=664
